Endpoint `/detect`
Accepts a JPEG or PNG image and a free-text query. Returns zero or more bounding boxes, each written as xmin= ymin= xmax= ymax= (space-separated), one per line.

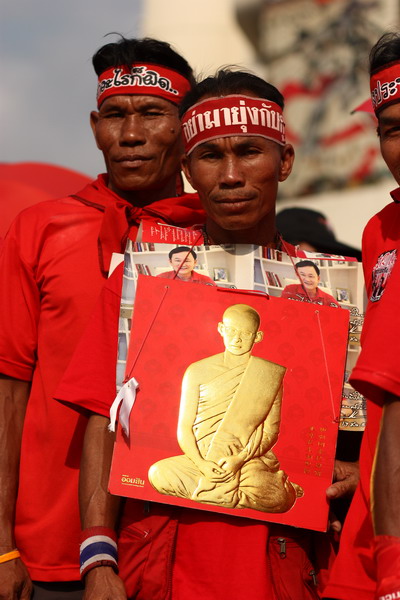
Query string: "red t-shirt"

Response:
xmin=281 ymin=284 xmax=340 ymax=307
xmin=323 ymin=195 xmax=400 ymax=600
xmin=156 ymin=270 xmax=216 ymax=285
xmin=0 ymin=175 xmax=203 ymax=582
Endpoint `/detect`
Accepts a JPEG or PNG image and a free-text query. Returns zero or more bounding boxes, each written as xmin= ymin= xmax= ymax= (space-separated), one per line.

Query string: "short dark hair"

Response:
xmin=179 ymin=68 xmax=284 ymax=117
xmin=369 ymin=31 xmax=400 ymax=73
xmin=295 ymin=260 xmax=320 ymax=276
xmin=92 ymin=35 xmax=195 ymax=86
xmin=168 ymin=246 xmax=197 ymax=260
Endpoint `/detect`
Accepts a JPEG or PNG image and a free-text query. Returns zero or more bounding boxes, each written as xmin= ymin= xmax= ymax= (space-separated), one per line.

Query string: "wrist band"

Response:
xmin=80 ymin=527 xmax=118 ymax=579
xmin=0 ymin=549 xmax=20 ymax=564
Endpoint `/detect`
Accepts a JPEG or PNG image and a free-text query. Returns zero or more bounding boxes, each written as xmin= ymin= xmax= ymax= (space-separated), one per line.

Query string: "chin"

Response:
xmin=216 ymin=218 xmax=257 ymax=231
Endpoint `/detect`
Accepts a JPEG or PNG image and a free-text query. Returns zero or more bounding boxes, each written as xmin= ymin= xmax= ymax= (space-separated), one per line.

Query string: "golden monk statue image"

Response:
xmin=149 ymin=304 xmax=303 ymax=513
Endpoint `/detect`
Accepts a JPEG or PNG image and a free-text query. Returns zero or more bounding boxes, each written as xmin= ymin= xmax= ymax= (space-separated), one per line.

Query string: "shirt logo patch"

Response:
xmin=370 ymin=249 xmax=397 ymax=302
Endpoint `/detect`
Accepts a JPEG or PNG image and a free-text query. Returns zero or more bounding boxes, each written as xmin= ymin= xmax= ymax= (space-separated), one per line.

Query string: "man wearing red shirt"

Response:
xmin=0 ymin=36 xmax=203 ymax=599
xmin=57 ymin=70 xmax=353 ymax=600
xmin=281 ymin=260 xmax=340 ymax=308
xmin=323 ymin=32 xmax=400 ymax=600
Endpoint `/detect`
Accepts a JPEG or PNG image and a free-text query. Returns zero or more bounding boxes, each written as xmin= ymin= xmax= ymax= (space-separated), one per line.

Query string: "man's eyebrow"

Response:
xmin=101 ymin=101 xmax=125 ymax=112
xmin=379 ymin=115 xmax=400 ymax=126
xmin=197 ymin=141 xmax=221 ymax=151
xmin=138 ymin=100 xmax=167 ymax=109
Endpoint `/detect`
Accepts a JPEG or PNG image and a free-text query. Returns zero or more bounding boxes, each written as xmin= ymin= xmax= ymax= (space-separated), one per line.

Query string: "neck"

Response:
xmin=107 ymin=177 xmax=178 ymax=207
xmin=204 ymin=214 xmax=278 ymax=246
xmin=223 ymin=351 xmax=251 ymax=368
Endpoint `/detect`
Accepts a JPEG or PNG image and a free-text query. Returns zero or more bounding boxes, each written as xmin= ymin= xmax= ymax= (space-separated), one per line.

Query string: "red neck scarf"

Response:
xmin=71 ymin=174 xmax=205 ymax=277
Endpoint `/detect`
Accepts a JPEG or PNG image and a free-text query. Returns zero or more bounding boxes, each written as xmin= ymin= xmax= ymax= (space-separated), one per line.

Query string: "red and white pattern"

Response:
xmin=181 ymin=95 xmax=286 ymax=155
xmin=97 ymin=63 xmax=191 ymax=107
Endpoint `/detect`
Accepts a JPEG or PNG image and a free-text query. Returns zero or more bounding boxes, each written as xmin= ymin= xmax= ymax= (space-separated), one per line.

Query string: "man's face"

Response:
xmin=90 ymin=95 xmax=183 ymax=203
xmin=218 ymin=310 xmax=262 ymax=355
xmin=378 ymin=102 xmax=400 ymax=185
xmin=297 ymin=266 xmax=320 ymax=292
xmin=169 ymin=251 xmax=196 ymax=274
xmin=182 ymin=135 xmax=294 ymax=232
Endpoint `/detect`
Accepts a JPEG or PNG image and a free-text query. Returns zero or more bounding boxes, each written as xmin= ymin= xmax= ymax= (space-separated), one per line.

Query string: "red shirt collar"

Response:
xmin=390 ymin=187 xmax=400 ymax=203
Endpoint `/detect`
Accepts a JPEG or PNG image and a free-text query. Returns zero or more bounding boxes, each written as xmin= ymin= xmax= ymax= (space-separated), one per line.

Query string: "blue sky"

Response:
xmin=1 ymin=0 xmax=143 ymax=177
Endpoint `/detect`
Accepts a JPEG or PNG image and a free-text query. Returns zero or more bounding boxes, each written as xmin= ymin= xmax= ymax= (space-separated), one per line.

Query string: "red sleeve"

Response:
xmin=350 ymin=228 xmax=400 ymax=405
xmin=55 ymin=265 xmax=123 ymax=417
xmin=0 ymin=214 xmax=41 ymax=380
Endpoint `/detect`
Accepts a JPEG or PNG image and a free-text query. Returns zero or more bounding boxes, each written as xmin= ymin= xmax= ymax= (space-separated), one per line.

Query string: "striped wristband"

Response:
xmin=80 ymin=527 xmax=118 ymax=579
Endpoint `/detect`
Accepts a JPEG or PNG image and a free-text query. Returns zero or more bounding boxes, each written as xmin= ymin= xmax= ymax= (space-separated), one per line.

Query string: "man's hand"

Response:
xmin=0 ymin=558 xmax=32 ymax=600
xmin=326 ymin=459 xmax=360 ymax=532
xmin=83 ymin=567 xmax=126 ymax=600
xmin=326 ymin=459 xmax=359 ymax=500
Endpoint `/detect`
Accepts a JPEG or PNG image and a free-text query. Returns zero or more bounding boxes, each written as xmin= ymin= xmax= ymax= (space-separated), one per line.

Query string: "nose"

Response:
xmin=120 ymin=115 xmax=146 ymax=146
xmin=219 ymin=156 xmax=245 ymax=188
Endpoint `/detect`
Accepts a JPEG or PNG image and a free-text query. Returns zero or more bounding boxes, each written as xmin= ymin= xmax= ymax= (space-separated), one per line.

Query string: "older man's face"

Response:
xmin=91 ymin=95 xmax=183 ymax=204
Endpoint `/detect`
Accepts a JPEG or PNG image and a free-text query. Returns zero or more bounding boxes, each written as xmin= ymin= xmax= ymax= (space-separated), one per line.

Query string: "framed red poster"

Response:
xmin=109 ymin=274 xmax=349 ymax=531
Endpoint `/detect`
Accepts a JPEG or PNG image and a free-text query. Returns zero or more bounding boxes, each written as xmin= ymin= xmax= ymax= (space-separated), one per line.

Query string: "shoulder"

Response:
xmin=363 ymin=202 xmax=400 ymax=252
xmin=7 ymin=191 xmax=99 ymax=232
xmin=362 ymin=201 xmax=400 ymax=279
xmin=184 ymin=353 xmax=223 ymax=375
xmin=250 ymin=356 xmax=286 ymax=377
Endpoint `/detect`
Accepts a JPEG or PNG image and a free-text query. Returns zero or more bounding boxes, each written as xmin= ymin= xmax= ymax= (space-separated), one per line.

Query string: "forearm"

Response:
xmin=0 ymin=376 xmax=30 ymax=550
xmin=372 ymin=394 xmax=400 ymax=536
xmin=79 ymin=414 xmax=121 ymax=530
xmin=177 ymin=430 xmax=205 ymax=468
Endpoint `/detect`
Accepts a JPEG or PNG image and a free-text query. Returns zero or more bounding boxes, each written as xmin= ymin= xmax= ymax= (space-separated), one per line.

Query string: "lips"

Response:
xmin=116 ymin=155 xmax=151 ymax=168
xmin=214 ymin=196 xmax=253 ymax=204
xmin=213 ymin=196 xmax=254 ymax=214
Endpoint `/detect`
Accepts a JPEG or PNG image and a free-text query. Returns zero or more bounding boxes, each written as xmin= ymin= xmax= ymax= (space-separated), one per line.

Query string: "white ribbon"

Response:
xmin=109 ymin=377 xmax=139 ymax=438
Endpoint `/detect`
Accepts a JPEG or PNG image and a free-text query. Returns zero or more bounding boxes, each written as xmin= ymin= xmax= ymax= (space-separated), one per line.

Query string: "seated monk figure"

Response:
xmin=149 ymin=303 xmax=303 ymax=513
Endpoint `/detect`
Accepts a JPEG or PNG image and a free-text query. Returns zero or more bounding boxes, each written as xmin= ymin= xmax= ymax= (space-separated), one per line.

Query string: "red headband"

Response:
xmin=97 ymin=64 xmax=192 ymax=108
xmin=181 ymin=95 xmax=286 ymax=154
xmin=370 ymin=60 xmax=400 ymax=114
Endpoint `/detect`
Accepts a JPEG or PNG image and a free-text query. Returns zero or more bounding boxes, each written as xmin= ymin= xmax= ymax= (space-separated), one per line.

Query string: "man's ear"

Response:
xmin=254 ymin=330 xmax=264 ymax=344
xmin=279 ymin=144 xmax=295 ymax=182
xmin=217 ymin=322 xmax=224 ymax=336
xmin=90 ymin=111 xmax=102 ymax=150
xmin=181 ymin=155 xmax=195 ymax=189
